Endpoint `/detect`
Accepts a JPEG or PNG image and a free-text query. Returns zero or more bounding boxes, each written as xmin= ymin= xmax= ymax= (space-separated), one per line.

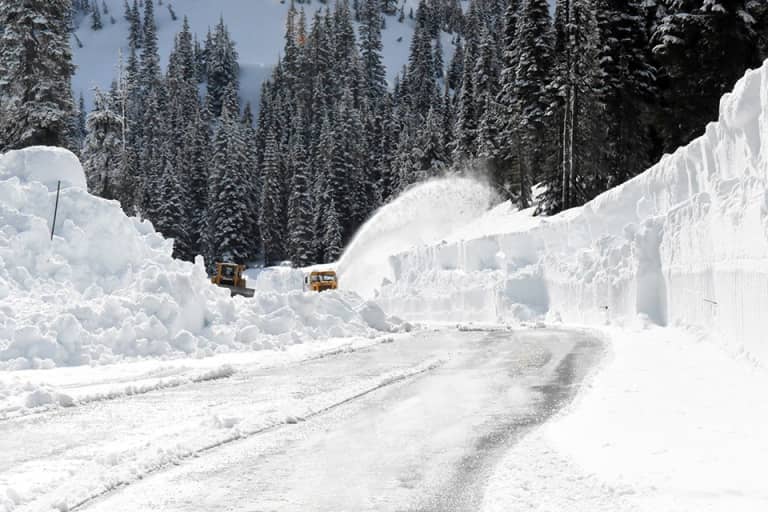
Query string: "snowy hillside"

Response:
xmin=72 ymin=0 xmax=421 ymax=110
xmin=0 ymin=146 xmax=397 ymax=371
xmin=367 ymin=58 xmax=768 ymax=364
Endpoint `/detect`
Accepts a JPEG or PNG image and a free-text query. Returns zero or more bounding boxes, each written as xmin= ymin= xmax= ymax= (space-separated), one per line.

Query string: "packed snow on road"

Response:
xmin=3 ymin=50 xmax=768 ymax=512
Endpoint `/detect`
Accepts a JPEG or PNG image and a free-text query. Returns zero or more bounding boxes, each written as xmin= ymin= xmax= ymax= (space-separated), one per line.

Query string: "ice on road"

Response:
xmin=1 ymin=329 xmax=602 ymax=512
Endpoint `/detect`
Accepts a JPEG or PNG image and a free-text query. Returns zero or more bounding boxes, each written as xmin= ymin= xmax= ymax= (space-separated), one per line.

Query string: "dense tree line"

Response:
xmin=1 ymin=0 xmax=766 ymax=270
xmin=0 ymin=0 xmax=78 ymax=151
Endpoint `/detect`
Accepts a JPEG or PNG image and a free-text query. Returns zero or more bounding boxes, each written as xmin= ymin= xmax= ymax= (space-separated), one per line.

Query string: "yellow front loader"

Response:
xmin=211 ymin=262 xmax=255 ymax=298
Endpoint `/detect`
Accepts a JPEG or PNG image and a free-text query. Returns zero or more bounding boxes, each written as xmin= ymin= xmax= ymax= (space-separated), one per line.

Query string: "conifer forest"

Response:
xmin=1 ymin=0 xmax=766 ymax=268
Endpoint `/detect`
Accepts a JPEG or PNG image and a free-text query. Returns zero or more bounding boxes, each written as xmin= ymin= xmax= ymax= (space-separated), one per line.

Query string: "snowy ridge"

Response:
xmin=377 ymin=60 xmax=768 ymax=363
xmin=72 ymin=0 xmax=422 ymax=110
xmin=0 ymin=147 xmax=397 ymax=371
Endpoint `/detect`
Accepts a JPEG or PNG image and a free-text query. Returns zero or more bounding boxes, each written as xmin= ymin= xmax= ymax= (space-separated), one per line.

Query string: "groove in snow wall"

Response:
xmin=378 ymin=60 xmax=768 ymax=363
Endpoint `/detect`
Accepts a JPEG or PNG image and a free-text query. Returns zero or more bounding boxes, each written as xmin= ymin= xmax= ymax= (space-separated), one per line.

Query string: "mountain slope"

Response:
xmin=72 ymin=0 xmax=420 ymax=110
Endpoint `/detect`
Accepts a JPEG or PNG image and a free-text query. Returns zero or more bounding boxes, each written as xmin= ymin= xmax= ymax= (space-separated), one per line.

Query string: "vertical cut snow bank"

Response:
xmin=379 ymin=60 xmax=768 ymax=363
xmin=0 ymin=147 xmax=392 ymax=370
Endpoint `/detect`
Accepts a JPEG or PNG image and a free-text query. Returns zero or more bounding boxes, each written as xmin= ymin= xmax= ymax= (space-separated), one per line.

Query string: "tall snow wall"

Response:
xmin=378 ymin=60 xmax=768 ymax=363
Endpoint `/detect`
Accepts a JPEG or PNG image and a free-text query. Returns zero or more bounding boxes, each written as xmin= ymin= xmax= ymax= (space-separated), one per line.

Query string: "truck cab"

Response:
xmin=304 ymin=270 xmax=338 ymax=292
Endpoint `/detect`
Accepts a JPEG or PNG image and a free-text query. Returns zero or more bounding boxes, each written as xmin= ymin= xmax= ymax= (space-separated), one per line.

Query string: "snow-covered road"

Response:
xmin=1 ymin=328 xmax=602 ymax=512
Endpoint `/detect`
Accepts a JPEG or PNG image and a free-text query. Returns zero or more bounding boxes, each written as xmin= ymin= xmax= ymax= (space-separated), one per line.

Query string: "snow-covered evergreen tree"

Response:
xmin=0 ymin=0 xmax=76 ymax=151
xmin=359 ymin=0 xmax=387 ymax=103
xmin=91 ymin=0 xmax=103 ymax=30
xmin=259 ymin=131 xmax=286 ymax=266
xmin=128 ymin=0 xmax=142 ymax=50
xmin=82 ymin=88 xmax=123 ymax=199
xmin=510 ymin=0 xmax=555 ymax=208
xmin=406 ymin=0 xmax=439 ymax=117
xmin=595 ymin=0 xmax=656 ymax=189
xmin=207 ymin=86 xmax=251 ymax=265
xmin=651 ymin=0 xmax=761 ymax=152
xmin=206 ymin=18 xmax=240 ymax=117
xmin=323 ymin=199 xmax=344 ymax=263
xmin=155 ymin=142 xmax=192 ymax=260
xmin=286 ymin=117 xmax=315 ymax=267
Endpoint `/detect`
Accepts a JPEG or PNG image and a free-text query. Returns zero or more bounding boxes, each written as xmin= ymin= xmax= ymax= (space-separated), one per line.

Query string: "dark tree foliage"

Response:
xmin=0 ymin=0 xmax=77 ymax=151
xmin=76 ymin=0 xmax=767 ymax=270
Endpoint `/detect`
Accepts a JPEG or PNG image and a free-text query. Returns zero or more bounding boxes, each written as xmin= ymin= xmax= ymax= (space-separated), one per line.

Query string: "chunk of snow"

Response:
xmin=0 ymin=146 xmax=86 ymax=190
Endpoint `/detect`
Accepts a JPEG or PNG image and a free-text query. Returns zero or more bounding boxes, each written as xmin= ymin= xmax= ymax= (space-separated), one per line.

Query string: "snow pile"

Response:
xmin=244 ymin=266 xmax=305 ymax=294
xmin=337 ymin=176 xmax=496 ymax=299
xmin=378 ymin=60 xmax=768 ymax=363
xmin=0 ymin=147 xmax=394 ymax=370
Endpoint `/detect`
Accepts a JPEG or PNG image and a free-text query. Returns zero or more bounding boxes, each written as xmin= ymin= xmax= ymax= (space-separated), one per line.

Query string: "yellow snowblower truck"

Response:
xmin=304 ymin=270 xmax=338 ymax=292
xmin=211 ymin=262 xmax=255 ymax=298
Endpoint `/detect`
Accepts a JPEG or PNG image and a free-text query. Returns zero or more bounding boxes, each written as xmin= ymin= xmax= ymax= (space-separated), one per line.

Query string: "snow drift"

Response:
xmin=0 ymin=147 xmax=393 ymax=369
xmin=378 ymin=60 xmax=768 ymax=364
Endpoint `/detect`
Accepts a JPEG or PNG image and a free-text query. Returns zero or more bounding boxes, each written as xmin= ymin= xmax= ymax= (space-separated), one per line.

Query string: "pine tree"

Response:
xmin=128 ymin=0 xmax=142 ymax=50
xmin=594 ymin=0 xmax=656 ymax=189
xmin=155 ymin=142 xmax=192 ymax=260
xmin=323 ymin=199 xmax=344 ymax=263
xmin=188 ymin=100 xmax=212 ymax=257
xmin=206 ymin=18 xmax=240 ymax=117
xmin=137 ymin=85 xmax=166 ymax=219
xmin=452 ymin=25 xmax=479 ymax=163
xmin=495 ymin=0 xmax=523 ymax=202
xmin=77 ymin=93 xmax=87 ymax=146
xmin=241 ymin=102 xmax=261 ymax=259
xmin=0 ymin=0 xmax=76 ymax=151
xmin=166 ymin=17 xmax=199 ymax=133
xmin=328 ymin=87 xmax=367 ymax=234
xmin=82 ymin=88 xmax=124 ymax=199
xmin=510 ymin=0 xmax=555 ymax=208
xmin=359 ymin=0 xmax=387 ymax=103
xmin=406 ymin=0 xmax=439 ymax=117
xmin=207 ymin=86 xmax=251 ymax=265
xmin=286 ymin=118 xmax=315 ymax=267
xmin=651 ymin=0 xmax=761 ymax=152
xmin=91 ymin=0 xmax=103 ymax=30
xmin=447 ymin=35 xmax=464 ymax=90
xmin=140 ymin=0 xmax=161 ymax=91
xmin=539 ymin=0 xmax=603 ymax=213
xmin=412 ymin=106 xmax=449 ymax=180
xmin=259 ymin=131 xmax=286 ymax=265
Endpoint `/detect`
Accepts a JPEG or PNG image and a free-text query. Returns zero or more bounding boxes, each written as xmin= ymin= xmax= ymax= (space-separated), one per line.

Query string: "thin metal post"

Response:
xmin=51 ymin=180 xmax=61 ymax=240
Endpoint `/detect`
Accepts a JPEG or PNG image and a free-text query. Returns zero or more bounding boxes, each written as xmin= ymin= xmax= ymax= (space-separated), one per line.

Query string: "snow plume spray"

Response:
xmin=337 ymin=176 xmax=496 ymax=299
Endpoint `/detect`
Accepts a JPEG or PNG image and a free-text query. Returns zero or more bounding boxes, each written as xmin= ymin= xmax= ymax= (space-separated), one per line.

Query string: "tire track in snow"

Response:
xmin=0 ymin=335 xmax=398 ymax=423
xmin=66 ymin=356 xmax=447 ymax=512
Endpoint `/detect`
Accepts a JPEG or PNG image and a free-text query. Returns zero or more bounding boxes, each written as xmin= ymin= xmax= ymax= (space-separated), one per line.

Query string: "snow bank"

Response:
xmin=0 ymin=147 xmax=396 ymax=371
xmin=379 ymin=60 xmax=768 ymax=364
xmin=482 ymin=326 xmax=768 ymax=511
